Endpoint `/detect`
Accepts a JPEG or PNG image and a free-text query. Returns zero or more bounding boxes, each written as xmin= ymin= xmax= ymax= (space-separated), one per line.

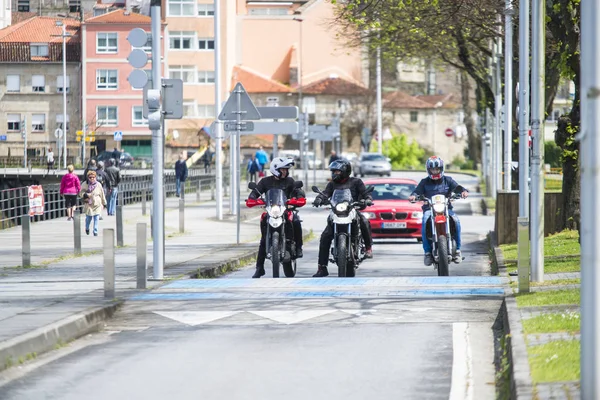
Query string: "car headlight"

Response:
xmin=335 ymin=203 xmax=348 ymax=213
xmin=432 ymin=203 xmax=445 ymax=214
xmin=411 ymin=211 xmax=423 ymax=219
xmin=270 ymin=205 xmax=283 ymax=218
xmin=363 ymin=212 xmax=376 ymax=219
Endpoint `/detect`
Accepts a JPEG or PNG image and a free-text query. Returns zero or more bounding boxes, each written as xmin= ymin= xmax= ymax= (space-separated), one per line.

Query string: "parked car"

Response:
xmin=96 ymin=151 xmax=134 ymax=169
xmin=362 ymin=178 xmax=423 ymax=241
xmin=353 ymin=152 xmax=392 ymax=177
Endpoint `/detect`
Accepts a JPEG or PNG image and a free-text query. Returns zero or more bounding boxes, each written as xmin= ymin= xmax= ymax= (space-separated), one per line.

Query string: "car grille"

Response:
xmin=380 ymin=212 xmax=394 ymax=220
xmin=395 ymin=212 xmax=408 ymax=220
xmin=379 ymin=212 xmax=408 ymax=220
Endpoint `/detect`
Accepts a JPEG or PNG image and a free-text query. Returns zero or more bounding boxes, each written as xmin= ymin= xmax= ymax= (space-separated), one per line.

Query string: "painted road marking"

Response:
xmin=154 ymin=310 xmax=367 ymax=325
xmin=449 ymin=322 xmax=474 ymax=400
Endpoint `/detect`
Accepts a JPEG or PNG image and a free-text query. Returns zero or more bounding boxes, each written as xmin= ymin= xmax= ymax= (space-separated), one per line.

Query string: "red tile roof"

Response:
xmin=384 ymin=91 xmax=433 ymax=109
xmin=0 ymin=16 xmax=80 ymax=44
xmin=301 ymin=76 xmax=370 ymax=96
xmin=85 ymin=8 xmax=151 ymax=24
xmin=231 ymin=65 xmax=292 ymax=93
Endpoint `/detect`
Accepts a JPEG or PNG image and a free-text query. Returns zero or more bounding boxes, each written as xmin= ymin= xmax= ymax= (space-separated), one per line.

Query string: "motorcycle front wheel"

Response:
xmin=283 ymin=259 xmax=296 ymax=277
xmin=272 ymin=231 xmax=280 ymax=278
xmin=336 ymin=234 xmax=348 ymax=277
xmin=437 ymin=235 xmax=449 ymax=277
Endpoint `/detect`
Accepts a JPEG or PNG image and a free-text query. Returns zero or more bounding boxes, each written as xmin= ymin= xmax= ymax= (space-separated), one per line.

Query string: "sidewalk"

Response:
xmin=0 ymin=188 xmax=268 ymax=372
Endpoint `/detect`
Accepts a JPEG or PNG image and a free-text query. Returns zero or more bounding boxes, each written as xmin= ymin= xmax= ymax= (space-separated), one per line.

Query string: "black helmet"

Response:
xmin=329 ymin=159 xmax=351 ymax=183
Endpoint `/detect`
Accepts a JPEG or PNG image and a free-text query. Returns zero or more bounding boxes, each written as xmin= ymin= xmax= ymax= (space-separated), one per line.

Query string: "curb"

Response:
xmin=0 ymin=302 xmax=121 ymax=372
xmin=490 ymin=231 xmax=535 ymax=399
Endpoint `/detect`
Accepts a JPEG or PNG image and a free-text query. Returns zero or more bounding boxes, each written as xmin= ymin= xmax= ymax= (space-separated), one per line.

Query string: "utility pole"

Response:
xmin=214 ymin=0 xmax=223 ymax=220
xmin=504 ymin=0 xmax=514 ymax=191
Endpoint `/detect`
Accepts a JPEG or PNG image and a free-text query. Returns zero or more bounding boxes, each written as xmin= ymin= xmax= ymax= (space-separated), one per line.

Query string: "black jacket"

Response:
xmin=248 ymin=176 xmax=305 ymax=200
xmin=105 ymin=166 xmax=121 ymax=189
xmin=175 ymin=160 xmax=188 ymax=181
xmin=317 ymin=177 xmax=373 ymax=203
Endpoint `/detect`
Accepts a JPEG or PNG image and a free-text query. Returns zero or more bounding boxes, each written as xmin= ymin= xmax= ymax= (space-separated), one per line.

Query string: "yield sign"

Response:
xmin=217 ymin=82 xmax=261 ymax=121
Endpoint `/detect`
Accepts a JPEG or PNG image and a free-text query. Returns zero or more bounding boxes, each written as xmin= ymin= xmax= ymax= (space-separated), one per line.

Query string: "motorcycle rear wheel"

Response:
xmin=283 ymin=259 xmax=296 ymax=277
xmin=272 ymin=232 xmax=280 ymax=278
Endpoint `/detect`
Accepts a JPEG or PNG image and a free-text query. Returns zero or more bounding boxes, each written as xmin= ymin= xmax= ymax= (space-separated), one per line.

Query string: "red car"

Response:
xmin=362 ymin=178 xmax=423 ymax=241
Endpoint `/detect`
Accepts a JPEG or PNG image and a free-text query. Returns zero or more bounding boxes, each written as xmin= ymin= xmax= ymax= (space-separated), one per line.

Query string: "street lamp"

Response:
xmin=432 ymin=101 xmax=443 ymax=155
xmin=54 ymin=20 xmax=70 ymax=169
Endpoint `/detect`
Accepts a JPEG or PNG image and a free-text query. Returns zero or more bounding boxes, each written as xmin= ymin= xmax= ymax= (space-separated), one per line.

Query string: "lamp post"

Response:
xmin=54 ymin=20 xmax=70 ymax=169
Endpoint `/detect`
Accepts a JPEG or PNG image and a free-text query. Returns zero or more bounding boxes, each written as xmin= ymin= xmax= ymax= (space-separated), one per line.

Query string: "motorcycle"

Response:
xmin=246 ymin=181 xmax=306 ymax=278
xmin=412 ymin=185 xmax=465 ymax=276
xmin=312 ymin=185 xmax=374 ymax=277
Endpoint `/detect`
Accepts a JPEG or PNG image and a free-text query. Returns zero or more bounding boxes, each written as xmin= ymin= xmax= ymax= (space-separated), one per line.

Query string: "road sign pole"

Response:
xmin=312 ymin=139 xmax=317 ymax=187
xmin=82 ymin=120 xmax=86 ymax=166
xmin=236 ymin=87 xmax=242 ymax=244
xmin=214 ymin=0 xmax=223 ymax=220
xmin=22 ymin=117 xmax=26 ymax=169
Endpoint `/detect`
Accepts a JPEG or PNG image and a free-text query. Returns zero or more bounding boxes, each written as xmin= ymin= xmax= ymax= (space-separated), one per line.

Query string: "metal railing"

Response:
xmin=0 ymin=167 xmax=232 ymax=229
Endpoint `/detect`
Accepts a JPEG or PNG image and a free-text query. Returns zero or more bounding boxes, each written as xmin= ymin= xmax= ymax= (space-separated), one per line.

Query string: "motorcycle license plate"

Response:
xmin=382 ymin=222 xmax=406 ymax=229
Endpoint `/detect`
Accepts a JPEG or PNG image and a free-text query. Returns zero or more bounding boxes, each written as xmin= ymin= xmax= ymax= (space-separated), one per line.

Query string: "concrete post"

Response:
xmin=179 ymin=198 xmax=185 ymax=233
xmin=103 ymin=229 xmax=115 ymax=299
xmin=116 ymin=191 xmax=124 ymax=247
xmin=136 ymin=223 xmax=147 ymax=289
xmin=142 ymin=189 xmax=147 ymax=215
xmin=74 ymin=210 xmax=81 ymax=256
xmin=21 ymin=215 xmax=30 ymax=267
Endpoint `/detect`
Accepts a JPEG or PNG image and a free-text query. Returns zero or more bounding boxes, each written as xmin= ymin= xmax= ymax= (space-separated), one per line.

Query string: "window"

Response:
xmin=69 ymin=0 xmax=80 ymax=12
xmin=7 ymin=114 xmax=21 ymax=131
xmin=17 ymin=0 xmax=29 ymax=12
xmin=198 ymin=39 xmax=214 ymax=50
xmin=302 ymin=97 xmax=316 ymax=114
xmin=96 ymin=33 xmax=118 ymax=53
xmin=96 ymin=69 xmax=118 ymax=90
xmin=197 ymin=70 xmax=215 ymax=84
xmin=56 ymin=114 xmax=70 ymax=131
xmin=248 ymin=7 xmax=288 ymax=15
xmin=97 ymin=106 xmax=118 ymax=126
xmin=32 ymin=75 xmax=45 ymax=92
xmin=410 ymin=111 xmax=418 ymax=122
xmin=94 ymin=8 xmax=108 ymax=16
xmin=132 ymin=106 xmax=148 ymax=126
xmin=198 ymin=3 xmax=214 ymax=16
xmin=197 ymin=104 xmax=214 ymax=118
xmin=169 ymin=65 xmax=195 ymax=83
xmin=170 ymin=31 xmax=194 ymax=50
xmin=168 ymin=0 xmax=194 ymax=15
xmin=57 ymin=76 xmax=70 ymax=93
xmin=31 ymin=114 xmax=45 ymax=132
xmin=30 ymin=44 xmax=49 ymax=57
xmin=183 ymin=100 xmax=196 ymax=117
xmin=6 ymin=75 xmax=20 ymax=92
xmin=337 ymin=99 xmax=350 ymax=114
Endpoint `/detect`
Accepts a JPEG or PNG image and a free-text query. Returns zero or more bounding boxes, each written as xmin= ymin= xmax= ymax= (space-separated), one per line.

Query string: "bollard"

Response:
xmin=103 ymin=229 xmax=115 ymax=299
xmin=116 ymin=192 xmax=124 ymax=247
xmin=150 ymin=206 xmax=153 ymax=239
xmin=142 ymin=189 xmax=147 ymax=215
xmin=21 ymin=215 xmax=30 ymax=267
xmin=211 ymin=180 xmax=215 ymax=200
xmin=517 ymin=217 xmax=530 ymax=293
xmin=73 ymin=210 xmax=82 ymax=256
xmin=136 ymin=223 xmax=147 ymax=289
xmin=196 ymin=180 xmax=201 ymax=202
xmin=179 ymin=198 xmax=185 ymax=233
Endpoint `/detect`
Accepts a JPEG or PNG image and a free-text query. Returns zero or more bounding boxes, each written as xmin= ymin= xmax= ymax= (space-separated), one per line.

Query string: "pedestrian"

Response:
xmin=95 ymin=161 xmax=110 ymax=220
xmin=247 ymin=155 xmax=261 ymax=183
xmin=105 ymin=158 xmax=121 ymax=216
xmin=175 ymin=153 xmax=188 ymax=197
xmin=255 ymin=146 xmax=269 ymax=171
xmin=79 ymin=170 xmax=107 ymax=236
xmin=203 ymin=149 xmax=212 ymax=173
xmin=83 ymin=159 xmax=97 ymax=182
xmin=46 ymin=148 xmax=54 ymax=172
xmin=112 ymin=147 xmax=121 ymax=163
xmin=60 ymin=164 xmax=81 ymax=221
xmin=329 ymin=150 xmax=340 ymax=165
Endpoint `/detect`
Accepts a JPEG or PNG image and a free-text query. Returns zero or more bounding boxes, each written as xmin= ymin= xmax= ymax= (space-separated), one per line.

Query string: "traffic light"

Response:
xmin=146 ymin=89 xmax=162 ymax=130
xmin=127 ymin=28 xmax=150 ymax=90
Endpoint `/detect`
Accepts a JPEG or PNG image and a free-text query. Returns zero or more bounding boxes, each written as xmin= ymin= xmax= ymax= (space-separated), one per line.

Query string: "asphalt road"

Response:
xmin=0 ymin=171 xmax=504 ymax=400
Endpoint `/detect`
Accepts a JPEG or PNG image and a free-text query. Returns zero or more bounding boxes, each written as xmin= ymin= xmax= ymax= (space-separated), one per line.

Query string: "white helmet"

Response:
xmin=270 ymin=156 xmax=295 ymax=177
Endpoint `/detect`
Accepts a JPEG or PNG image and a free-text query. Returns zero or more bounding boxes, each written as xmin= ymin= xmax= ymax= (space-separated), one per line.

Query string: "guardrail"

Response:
xmin=0 ymin=168 xmax=232 ymax=229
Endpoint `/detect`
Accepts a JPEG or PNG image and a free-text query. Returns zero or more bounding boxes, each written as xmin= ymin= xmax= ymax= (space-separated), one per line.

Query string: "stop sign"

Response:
xmin=444 ymin=128 xmax=454 ymax=137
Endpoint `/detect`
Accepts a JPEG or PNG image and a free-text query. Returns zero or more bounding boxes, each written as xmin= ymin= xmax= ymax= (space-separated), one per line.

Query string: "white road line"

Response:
xmin=449 ymin=322 xmax=474 ymax=400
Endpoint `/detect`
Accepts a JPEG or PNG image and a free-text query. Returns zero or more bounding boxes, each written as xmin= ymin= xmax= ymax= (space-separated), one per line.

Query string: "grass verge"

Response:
xmin=528 ymin=340 xmax=580 ymax=383
xmin=500 ymin=229 xmax=580 ymax=260
xmin=516 ymin=289 xmax=580 ymax=307
xmin=522 ymin=311 xmax=580 ymax=334
xmin=506 ymin=257 xmax=581 ymax=275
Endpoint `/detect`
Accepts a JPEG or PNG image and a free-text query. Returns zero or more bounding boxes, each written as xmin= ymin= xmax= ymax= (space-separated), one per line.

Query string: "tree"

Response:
xmin=370 ymin=132 xmax=425 ymax=169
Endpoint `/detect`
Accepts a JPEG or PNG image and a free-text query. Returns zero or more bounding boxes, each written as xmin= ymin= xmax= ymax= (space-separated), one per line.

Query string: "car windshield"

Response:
xmin=362 ymin=154 xmax=387 ymax=161
xmin=371 ymin=183 xmax=416 ymax=200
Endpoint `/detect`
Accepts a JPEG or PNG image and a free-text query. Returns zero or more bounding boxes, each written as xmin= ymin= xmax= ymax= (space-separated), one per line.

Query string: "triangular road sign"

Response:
xmin=218 ymin=82 xmax=261 ymax=121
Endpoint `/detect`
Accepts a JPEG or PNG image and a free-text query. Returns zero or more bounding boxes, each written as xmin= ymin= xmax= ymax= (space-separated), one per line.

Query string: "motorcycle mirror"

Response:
xmin=248 ymin=182 xmax=257 ymax=190
xmin=294 ymin=181 xmax=304 ymax=189
xmin=311 ymin=186 xmax=320 ymax=193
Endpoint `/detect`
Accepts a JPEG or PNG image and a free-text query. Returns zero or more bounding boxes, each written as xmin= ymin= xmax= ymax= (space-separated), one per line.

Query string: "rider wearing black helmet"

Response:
xmin=312 ymin=159 xmax=374 ymax=277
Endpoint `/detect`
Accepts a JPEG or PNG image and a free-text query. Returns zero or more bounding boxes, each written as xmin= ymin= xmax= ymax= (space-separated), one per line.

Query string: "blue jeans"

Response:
xmin=85 ymin=214 xmax=100 ymax=235
xmin=108 ymin=187 xmax=118 ymax=215
xmin=421 ymin=210 xmax=461 ymax=253
xmin=176 ymin=178 xmax=183 ymax=196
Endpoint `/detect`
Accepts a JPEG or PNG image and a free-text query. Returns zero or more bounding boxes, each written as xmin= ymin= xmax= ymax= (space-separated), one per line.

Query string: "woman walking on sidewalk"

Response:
xmin=60 ymin=164 xmax=81 ymax=221
xmin=46 ymin=148 xmax=54 ymax=172
xmin=79 ymin=170 xmax=106 ymax=236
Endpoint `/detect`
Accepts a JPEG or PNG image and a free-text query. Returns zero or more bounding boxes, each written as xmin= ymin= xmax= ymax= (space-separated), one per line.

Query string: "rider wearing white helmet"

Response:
xmin=247 ymin=156 xmax=305 ymax=278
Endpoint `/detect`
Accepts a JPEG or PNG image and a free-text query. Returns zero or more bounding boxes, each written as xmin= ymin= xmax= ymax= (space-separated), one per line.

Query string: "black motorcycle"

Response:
xmin=312 ymin=185 xmax=374 ymax=277
xmin=247 ymin=181 xmax=306 ymax=278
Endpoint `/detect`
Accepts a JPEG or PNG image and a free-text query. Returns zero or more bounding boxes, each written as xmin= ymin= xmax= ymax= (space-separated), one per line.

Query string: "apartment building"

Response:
xmin=81 ymin=8 xmax=166 ymax=157
xmin=0 ymin=16 xmax=81 ymax=163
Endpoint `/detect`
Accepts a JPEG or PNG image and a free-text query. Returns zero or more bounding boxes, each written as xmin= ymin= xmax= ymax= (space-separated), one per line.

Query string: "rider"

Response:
xmin=312 ymin=159 xmax=374 ymax=278
xmin=247 ymin=156 xmax=305 ymax=279
xmin=408 ymin=156 xmax=469 ymax=266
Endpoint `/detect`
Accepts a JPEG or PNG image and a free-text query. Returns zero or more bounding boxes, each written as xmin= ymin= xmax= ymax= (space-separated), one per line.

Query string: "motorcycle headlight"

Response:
xmin=432 ymin=203 xmax=445 ymax=214
xmin=335 ymin=203 xmax=348 ymax=213
xmin=363 ymin=212 xmax=376 ymax=219
xmin=411 ymin=211 xmax=423 ymax=219
xmin=270 ymin=205 xmax=283 ymax=218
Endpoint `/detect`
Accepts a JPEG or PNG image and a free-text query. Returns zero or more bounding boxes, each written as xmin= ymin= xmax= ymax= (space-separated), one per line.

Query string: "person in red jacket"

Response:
xmin=60 ymin=164 xmax=81 ymax=221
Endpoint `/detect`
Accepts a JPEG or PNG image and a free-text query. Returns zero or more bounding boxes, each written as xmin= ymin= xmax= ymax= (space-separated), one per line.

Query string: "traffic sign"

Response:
xmin=114 ymin=131 xmax=123 ymax=141
xmin=444 ymin=128 xmax=454 ymax=138
xmin=256 ymin=106 xmax=298 ymax=120
xmin=224 ymin=121 xmax=254 ymax=132
xmin=218 ymin=82 xmax=261 ymax=121
xmin=0 ymin=135 xmax=6 ymax=141
xmin=237 ymin=121 xmax=298 ymax=135
xmin=54 ymin=128 xmax=63 ymax=138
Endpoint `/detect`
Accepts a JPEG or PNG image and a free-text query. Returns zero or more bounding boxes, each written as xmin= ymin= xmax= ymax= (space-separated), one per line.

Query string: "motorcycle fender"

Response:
xmin=332 ymin=214 xmax=353 ymax=224
xmin=261 ymin=212 xmax=267 ymax=221
xmin=269 ymin=217 xmax=283 ymax=228
xmin=434 ymin=215 xmax=446 ymax=224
